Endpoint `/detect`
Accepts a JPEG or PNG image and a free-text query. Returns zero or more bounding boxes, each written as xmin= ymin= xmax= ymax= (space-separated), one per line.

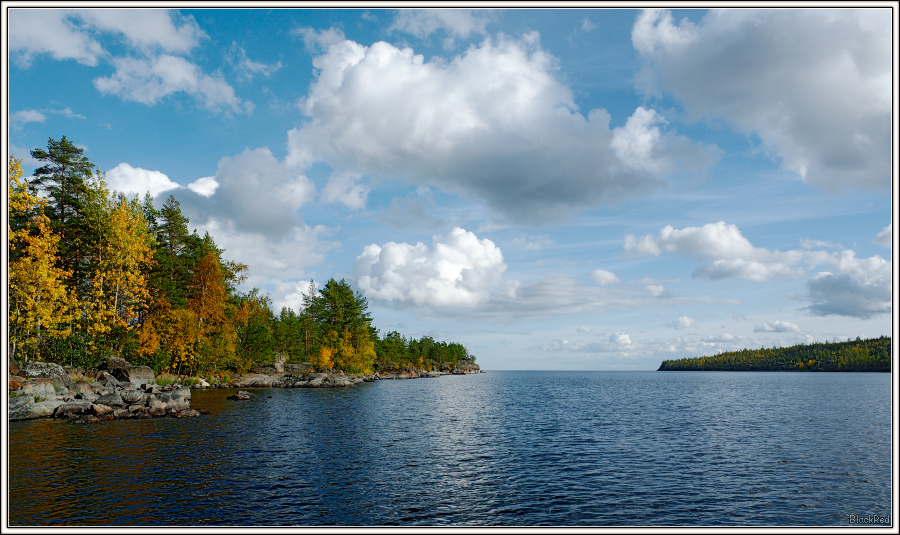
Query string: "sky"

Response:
xmin=5 ymin=5 xmax=897 ymax=370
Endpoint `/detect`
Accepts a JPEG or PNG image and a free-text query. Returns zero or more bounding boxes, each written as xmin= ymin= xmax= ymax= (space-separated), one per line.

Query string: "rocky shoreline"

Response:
xmin=8 ymin=357 xmax=482 ymax=423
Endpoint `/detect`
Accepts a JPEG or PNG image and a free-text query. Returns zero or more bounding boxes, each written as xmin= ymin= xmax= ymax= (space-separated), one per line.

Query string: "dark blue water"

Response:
xmin=7 ymin=371 xmax=893 ymax=527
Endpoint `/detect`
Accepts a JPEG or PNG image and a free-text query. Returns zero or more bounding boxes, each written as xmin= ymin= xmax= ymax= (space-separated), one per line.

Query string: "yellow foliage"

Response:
xmin=7 ymin=156 xmax=76 ymax=362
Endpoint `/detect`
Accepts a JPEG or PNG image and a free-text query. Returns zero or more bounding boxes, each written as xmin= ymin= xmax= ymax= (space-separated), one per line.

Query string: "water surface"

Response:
xmin=7 ymin=371 xmax=893 ymax=526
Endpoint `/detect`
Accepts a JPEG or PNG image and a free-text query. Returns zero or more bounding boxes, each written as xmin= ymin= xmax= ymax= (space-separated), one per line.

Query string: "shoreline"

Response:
xmin=7 ymin=358 xmax=484 ymax=423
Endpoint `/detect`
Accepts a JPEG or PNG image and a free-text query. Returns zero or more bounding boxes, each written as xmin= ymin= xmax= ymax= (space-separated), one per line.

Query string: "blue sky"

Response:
xmin=6 ymin=6 xmax=896 ymax=370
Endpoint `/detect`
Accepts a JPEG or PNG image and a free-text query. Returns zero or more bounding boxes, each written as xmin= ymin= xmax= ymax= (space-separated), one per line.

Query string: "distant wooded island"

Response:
xmin=658 ymin=336 xmax=891 ymax=372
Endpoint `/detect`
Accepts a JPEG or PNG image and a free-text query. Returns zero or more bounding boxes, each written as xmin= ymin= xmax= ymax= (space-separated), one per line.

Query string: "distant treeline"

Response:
xmin=658 ymin=336 xmax=891 ymax=372
xmin=8 ymin=136 xmax=475 ymax=378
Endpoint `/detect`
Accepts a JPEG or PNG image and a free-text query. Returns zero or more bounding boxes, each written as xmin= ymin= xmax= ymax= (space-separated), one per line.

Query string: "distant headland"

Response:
xmin=658 ymin=336 xmax=891 ymax=372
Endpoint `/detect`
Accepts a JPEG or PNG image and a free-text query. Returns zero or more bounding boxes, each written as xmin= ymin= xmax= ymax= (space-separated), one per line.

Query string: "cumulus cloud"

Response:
xmin=806 ymin=250 xmax=891 ymax=319
xmin=626 ymin=221 xmax=892 ymax=319
xmin=355 ymin=227 xmax=514 ymax=308
xmin=538 ymin=331 xmax=635 ymax=354
xmin=590 ymin=269 xmax=620 ymax=286
xmin=645 ymin=284 xmax=672 ymax=298
xmin=625 ymin=221 xmax=813 ymax=281
xmin=671 ymin=316 xmax=695 ymax=329
xmin=189 ymin=217 xmax=334 ymax=292
xmin=321 ymin=171 xmax=370 ymax=210
xmin=875 ymin=224 xmax=892 ymax=248
xmin=287 ymin=33 xmax=716 ymax=223
xmin=187 ymin=176 xmax=218 ymax=197
xmin=633 ymin=8 xmax=891 ymax=192
xmin=106 ymin=162 xmax=181 ymax=197
xmin=180 ymin=147 xmax=316 ymax=237
xmin=754 ymin=320 xmax=802 ymax=334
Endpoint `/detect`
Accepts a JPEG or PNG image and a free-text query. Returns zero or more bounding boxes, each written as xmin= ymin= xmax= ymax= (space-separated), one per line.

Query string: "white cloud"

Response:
xmin=94 ymin=54 xmax=250 ymax=114
xmin=8 ymin=9 xmax=105 ymax=66
xmin=294 ymin=26 xmax=347 ymax=52
xmin=875 ymin=224 xmax=892 ymax=248
xmin=671 ymin=316 xmax=695 ymax=329
xmin=806 ymin=250 xmax=891 ymax=319
xmin=105 ymin=162 xmax=182 ymax=197
xmin=754 ymin=320 xmax=802 ymax=334
xmin=187 ymin=176 xmax=218 ymax=197
xmin=10 ymin=9 xmax=245 ymax=115
xmin=190 ymin=218 xmax=334 ymax=297
xmin=590 ymin=269 xmax=620 ymax=286
xmin=624 ymin=220 xmax=892 ymax=319
xmin=321 ymin=171 xmax=370 ymax=210
xmin=287 ymin=34 xmax=716 ymax=224
xmin=77 ymin=9 xmax=205 ymax=54
xmin=228 ymin=42 xmax=282 ymax=81
xmin=355 ymin=227 xmax=513 ymax=308
xmin=390 ymin=9 xmax=493 ymax=44
xmin=609 ymin=332 xmax=633 ymax=348
xmin=10 ymin=109 xmax=47 ymax=128
xmin=645 ymin=284 xmax=672 ymax=298
xmin=625 ymin=221 xmax=812 ymax=281
xmin=180 ymin=147 xmax=316 ymax=237
xmin=633 ymin=8 xmax=891 ymax=192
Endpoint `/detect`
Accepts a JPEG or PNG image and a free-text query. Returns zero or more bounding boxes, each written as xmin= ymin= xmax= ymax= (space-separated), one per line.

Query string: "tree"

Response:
xmin=8 ymin=156 xmax=76 ymax=362
xmin=80 ymin=192 xmax=154 ymax=352
xmin=29 ymin=136 xmax=97 ymax=291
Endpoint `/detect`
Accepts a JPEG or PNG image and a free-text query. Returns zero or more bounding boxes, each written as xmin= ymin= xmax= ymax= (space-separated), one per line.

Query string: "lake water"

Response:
xmin=6 ymin=371 xmax=894 ymax=527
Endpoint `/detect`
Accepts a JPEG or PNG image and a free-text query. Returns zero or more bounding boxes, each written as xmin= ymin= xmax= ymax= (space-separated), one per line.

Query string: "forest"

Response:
xmin=8 ymin=137 xmax=477 ymax=379
xmin=657 ymin=336 xmax=891 ymax=372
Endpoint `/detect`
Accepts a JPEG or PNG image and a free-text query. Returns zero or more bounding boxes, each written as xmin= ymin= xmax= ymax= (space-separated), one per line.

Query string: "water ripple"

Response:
xmin=8 ymin=371 xmax=892 ymax=527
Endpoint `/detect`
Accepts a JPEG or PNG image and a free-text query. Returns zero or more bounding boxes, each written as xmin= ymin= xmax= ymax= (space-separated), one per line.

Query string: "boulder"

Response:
xmin=31 ymin=399 xmax=66 ymax=418
xmin=120 ymin=390 xmax=145 ymax=404
xmin=23 ymin=362 xmax=70 ymax=386
xmin=236 ymin=373 xmax=278 ymax=387
xmin=112 ymin=365 xmax=155 ymax=387
xmin=22 ymin=379 xmax=58 ymax=400
xmin=8 ymin=395 xmax=36 ymax=421
xmin=284 ymin=362 xmax=315 ymax=374
xmin=53 ymin=401 xmax=94 ymax=418
xmin=70 ymin=380 xmax=94 ymax=395
xmin=94 ymin=392 xmax=125 ymax=407
xmin=74 ymin=392 xmax=100 ymax=403
xmin=227 ymin=391 xmax=254 ymax=400
xmin=96 ymin=372 xmax=123 ymax=389
xmin=92 ymin=404 xmax=115 ymax=417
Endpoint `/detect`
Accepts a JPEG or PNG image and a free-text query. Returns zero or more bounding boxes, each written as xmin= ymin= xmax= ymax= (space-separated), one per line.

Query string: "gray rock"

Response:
xmin=8 ymin=395 xmax=36 ymax=421
xmin=131 ymin=367 xmax=156 ymax=387
xmin=94 ymin=392 xmax=125 ymax=407
xmin=54 ymin=401 xmax=94 ymax=418
xmin=74 ymin=392 xmax=100 ymax=403
xmin=92 ymin=403 xmax=115 ymax=417
xmin=70 ymin=380 xmax=94 ymax=395
xmin=148 ymin=397 xmax=167 ymax=411
xmin=32 ymin=399 xmax=66 ymax=418
xmin=23 ymin=362 xmax=70 ymax=385
xmin=22 ymin=380 xmax=57 ymax=400
xmin=236 ymin=373 xmax=277 ymax=387
xmin=120 ymin=390 xmax=145 ymax=404
xmin=166 ymin=396 xmax=190 ymax=411
xmin=96 ymin=372 xmax=122 ymax=389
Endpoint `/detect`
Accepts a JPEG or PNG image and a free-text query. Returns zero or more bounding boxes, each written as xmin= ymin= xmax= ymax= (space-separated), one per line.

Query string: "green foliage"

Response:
xmin=11 ymin=137 xmax=476 ymax=378
xmin=658 ymin=336 xmax=891 ymax=372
